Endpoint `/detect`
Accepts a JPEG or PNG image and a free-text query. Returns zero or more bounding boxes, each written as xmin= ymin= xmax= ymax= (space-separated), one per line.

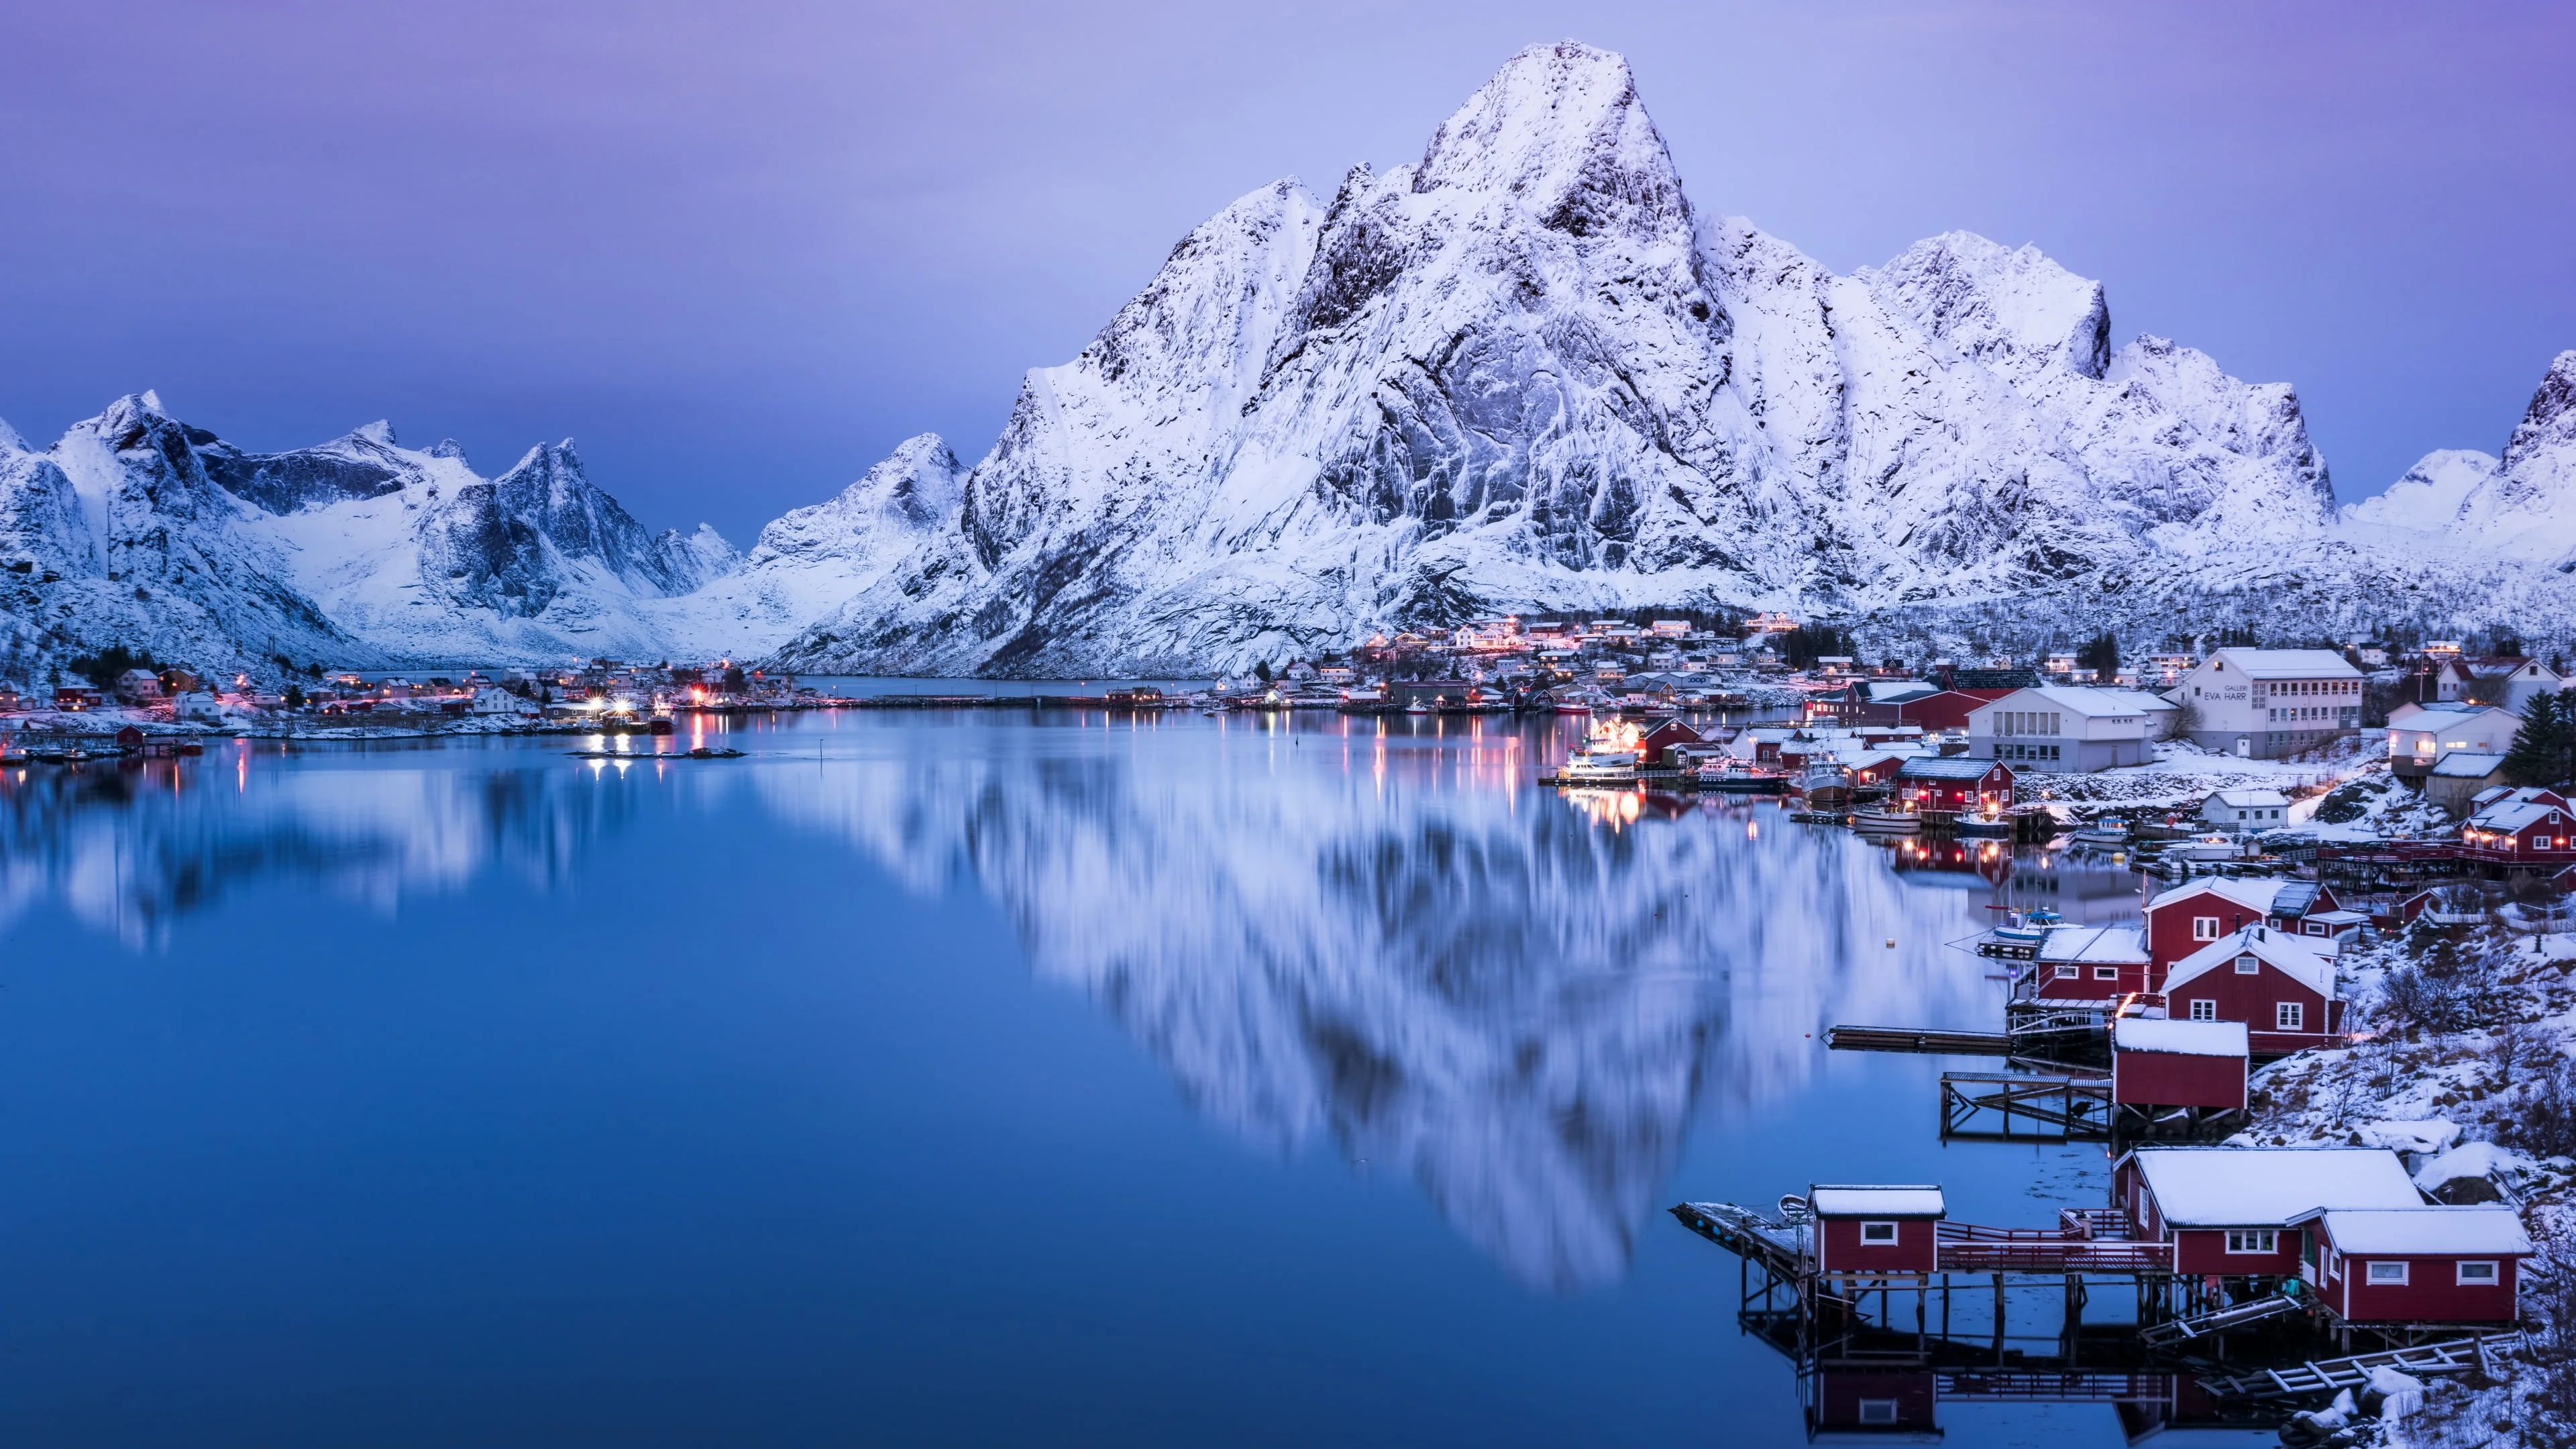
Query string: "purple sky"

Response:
xmin=2 ymin=1 xmax=2569 ymax=545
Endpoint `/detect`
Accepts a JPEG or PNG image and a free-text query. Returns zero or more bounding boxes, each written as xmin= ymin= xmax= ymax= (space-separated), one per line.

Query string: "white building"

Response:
xmin=2172 ymin=649 xmax=2365 ymax=759
xmin=2204 ymin=788 xmax=2290 ymax=831
xmin=2385 ymin=702 xmax=2524 ymax=781
xmin=1965 ymin=686 xmax=2176 ymax=771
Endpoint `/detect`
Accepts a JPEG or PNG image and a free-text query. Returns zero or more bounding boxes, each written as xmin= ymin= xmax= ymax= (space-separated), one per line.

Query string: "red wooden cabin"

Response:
xmin=1810 ymin=1371 xmax=1939 ymax=1436
xmin=1635 ymin=720 xmax=1705 ymax=766
xmin=2292 ymin=1206 xmax=2532 ymax=1326
xmin=2159 ymin=927 xmax=2345 ymax=1053
xmin=2115 ymin=1147 xmax=2421 ymax=1279
xmin=2142 ymin=877 xmax=2344 ymax=985
xmin=2461 ymin=799 xmax=2576 ymax=861
xmin=1809 ymin=1185 xmax=1944 ymax=1275
xmin=1892 ymin=758 xmax=2012 ymax=813
xmin=2109 ymin=1018 xmax=2248 ymax=1111
xmin=2031 ymin=924 xmax=2152 ymax=1004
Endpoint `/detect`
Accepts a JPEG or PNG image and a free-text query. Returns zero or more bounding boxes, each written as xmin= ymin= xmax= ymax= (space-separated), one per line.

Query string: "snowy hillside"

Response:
xmin=2340 ymin=351 xmax=2576 ymax=570
xmin=768 ymin=41 xmax=2415 ymax=677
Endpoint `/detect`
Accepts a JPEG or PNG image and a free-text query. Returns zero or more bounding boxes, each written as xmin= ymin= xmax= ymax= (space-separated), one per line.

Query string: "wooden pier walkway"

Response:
xmin=1827 ymin=1024 xmax=2012 ymax=1055
xmin=2199 ymin=1334 xmax=2519 ymax=1399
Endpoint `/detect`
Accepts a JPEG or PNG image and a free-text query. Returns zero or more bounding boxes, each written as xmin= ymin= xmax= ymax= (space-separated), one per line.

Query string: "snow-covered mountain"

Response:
xmin=768 ymin=41 xmax=2396 ymax=677
xmin=0 ymin=392 xmax=747 ymax=677
xmin=2340 ymin=352 xmax=2576 ymax=570
xmin=6 ymin=42 xmax=2571 ymax=682
xmin=644 ymin=434 xmax=966 ymax=661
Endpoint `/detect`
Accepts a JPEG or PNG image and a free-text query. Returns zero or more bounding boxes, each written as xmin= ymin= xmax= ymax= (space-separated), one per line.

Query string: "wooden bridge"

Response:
xmin=2200 ymin=1333 xmax=2520 ymax=1399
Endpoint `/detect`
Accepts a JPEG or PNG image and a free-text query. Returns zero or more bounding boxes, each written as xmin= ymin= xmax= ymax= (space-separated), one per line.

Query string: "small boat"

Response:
xmin=1699 ymin=769 xmax=1789 ymax=794
xmin=1850 ymin=807 xmax=1920 ymax=834
xmin=63 ymin=748 xmax=91 ymax=763
xmin=0 ymin=750 xmax=28 ymax=767
xmin=1404 ymin=702 xmax=1432 ymax=716
xmin=1953 ymin=814 xmax=2014 ymax=839
xmin=33 ymin=748 xmax=67 ymax=764
xmin=178 ymin=741 xmax=206 ymax=756
xmin=1556 ymin=747 xmax=1642 ymax=784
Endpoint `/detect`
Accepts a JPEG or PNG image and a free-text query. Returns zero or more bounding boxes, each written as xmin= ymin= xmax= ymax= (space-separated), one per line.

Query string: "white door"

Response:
xmin=2235 ymin=736 xmax=2251 ymax=758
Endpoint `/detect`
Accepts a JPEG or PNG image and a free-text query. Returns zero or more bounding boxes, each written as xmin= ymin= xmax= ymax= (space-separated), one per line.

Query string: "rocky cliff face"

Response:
xmin=771 ymin=42 xmax=2352 ymax=677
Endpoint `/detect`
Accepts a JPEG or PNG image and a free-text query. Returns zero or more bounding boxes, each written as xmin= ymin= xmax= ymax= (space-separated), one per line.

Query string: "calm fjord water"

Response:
xmin=0 ymin=708 xmax=2205 ymax=1446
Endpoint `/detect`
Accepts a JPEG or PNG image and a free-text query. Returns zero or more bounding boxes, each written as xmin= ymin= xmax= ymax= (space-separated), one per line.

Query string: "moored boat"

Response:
xmin=1850 ymin=806 xmax=1919 ymax=834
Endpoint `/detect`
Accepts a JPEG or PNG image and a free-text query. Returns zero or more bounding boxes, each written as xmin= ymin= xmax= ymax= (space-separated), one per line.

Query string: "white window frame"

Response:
xmin=2192 ymin=916 xmax=2220 ymax=941
xmin=2054 ymin=963 xmax=2078 ymax=979
xmin=2225 ymin=1229 xmax=2278 ymax=1254
xmin=2277 ymin=1002 xmax=2304 ymax=1031
xmin=2188 ymin=999 xmax=2218 ymax=1022
xmin=1859 ymin=1221 xmax=1898 ymax=1245
xmin=2367 ymin=1260 xmax=2408 ymax=1285
xmin=2094 ymin=966 xmax=2120 ymax=981
xmin=2457 ymin=1260 xmax=2498 ymax=1285
xmin=2235 ymin=954 xmax=2261 ymax=974
xmin=1857 ymin=1400 xmax=1899 ymax=1426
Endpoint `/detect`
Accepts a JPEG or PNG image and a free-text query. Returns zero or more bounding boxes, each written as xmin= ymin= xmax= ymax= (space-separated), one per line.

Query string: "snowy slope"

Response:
xmin=771 ymin=42 xmax=2370 ymax=677
xmin=2340 ymin=352 xmax=2576 ymax=572
xmin=645 ymin=434 xmax=966 ymax=659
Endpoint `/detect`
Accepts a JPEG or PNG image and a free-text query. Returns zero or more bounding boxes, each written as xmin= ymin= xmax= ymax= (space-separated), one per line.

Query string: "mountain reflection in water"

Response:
xmin=0 ymin=719 xmax=2029 ymax=1292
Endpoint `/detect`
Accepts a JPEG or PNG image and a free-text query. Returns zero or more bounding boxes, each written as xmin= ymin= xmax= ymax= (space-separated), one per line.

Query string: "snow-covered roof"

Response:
xmin=2038 ymin=925 xmax=2149 ymax=964
xmin=2210 ymin=788 xmax=2289 ymax=808
xmin=2208 ymin=649 xmax=2364 ymax=680
xmin=2302 ymin=1207 xmax=2533 ymax=1256
xmin=2469 ymin=801 xmax=2567 ymax=832
xmin=2162 ymin=926 xmax=2338 ymax=1000
xmin=2306 ymin=909 xmax=2370 ymax=926
xmin=2114 ymin=1018 xmax=2248 ymax=1057
xmin=2127 ymin=1148 xmax=2420 ymax=1226
xmin=1898 ymin=757 xmax=2002 ymax=782
xmin=2147 ymin=875 xmax=2289 ymax=918
xmin=1970 ymin=685 xmax=2176 ymax=718
xmin=2388 ymin=704 xmax=2515 ymax=734
xmin=1810 ymin=1185 xmax=1944 ymax=1218
xmin=2431 ymin=751 xmax=2509 ymax=779
xmin=1862 ymin=681 xmax=1938 ymax=703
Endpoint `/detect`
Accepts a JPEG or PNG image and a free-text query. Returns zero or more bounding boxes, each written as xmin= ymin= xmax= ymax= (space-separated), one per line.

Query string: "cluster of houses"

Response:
xmin=5 ymin=658 xmax=823 ymax=729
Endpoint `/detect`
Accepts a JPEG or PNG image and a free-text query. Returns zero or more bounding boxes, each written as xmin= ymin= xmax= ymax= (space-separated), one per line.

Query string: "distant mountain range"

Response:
xmin=3 ymin=42 xmax=2571 ymax=682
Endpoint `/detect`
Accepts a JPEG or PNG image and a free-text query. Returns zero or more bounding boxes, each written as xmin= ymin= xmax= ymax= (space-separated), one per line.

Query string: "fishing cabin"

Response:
xmin=1892 ymin=758 xmax=2012 ymax=814
xmin=2159 ymin=926 xmax=2345 ymax=1053
xmin=2289 ymin=1205 xmax=2533 ymax=1326
xmin=2114 ymin=1147 xmax=2421 ymax=1278
xmin=2141 ymin=877 xmax=2345 ymax=985
xmin=2029 ymin=924 xmax=2153 ymax=1004
xmin=1809 ymin=1185 xmax=1944 ymax=1275
xmin=2109 ymin=1018 xmax=2248 ymax=1112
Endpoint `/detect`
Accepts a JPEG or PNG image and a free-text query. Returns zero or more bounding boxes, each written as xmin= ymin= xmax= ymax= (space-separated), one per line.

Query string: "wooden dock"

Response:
xmin=2200 ymin=1334 xmax=2518 ymax=1399
xmin=1827 ymin=1024 xmax=2012 ymax=1055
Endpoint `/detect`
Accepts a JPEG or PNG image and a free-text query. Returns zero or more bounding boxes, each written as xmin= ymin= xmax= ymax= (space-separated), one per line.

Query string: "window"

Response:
xmin=1858 ymin=1401 xmax=1899 ymax=1426
xmin=2277 ymin=1002 xmax=2304 ymax=1031
xmin=2235 ymin=954 xmax=2261 ymax=974
xmin=2055 ymin=963 xmax=2078 ymax=979
xmin=2094 ymin=966 xmax=2120 ymax=981
xmin=1859 ymin=1222 xmax=1898 ymax=1244
xmin=2193 ymin=916 xmax=2220 ymax=941
xmin=2226 ymin=1230 xmax=2278 ymax=1253
xmin=2189 ymin=1000 xmax=2217 ymax=1022
xmin=2306 ymin=923 xmax=2326 ymax=936
xmin=2367 ymin=1261 xmax=2408 ymax=1285
xmin=2458 ymin=1260 xmax=2498 ymax=1285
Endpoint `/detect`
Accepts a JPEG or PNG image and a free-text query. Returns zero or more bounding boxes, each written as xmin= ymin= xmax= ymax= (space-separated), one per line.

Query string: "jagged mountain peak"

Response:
xmin=0 ymin=417 xmax=27 ymax=455
xmin=1413 ymin=43 xmax=1673 ymax=215
xmin=1862 ymin=230 xmax=2112 ymax=380
xmin=2505 ymin=348 xmax=2576 ymax=469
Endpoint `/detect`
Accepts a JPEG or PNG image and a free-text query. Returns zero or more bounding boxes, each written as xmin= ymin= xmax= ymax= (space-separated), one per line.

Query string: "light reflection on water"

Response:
xmin=0 ymin=710 xmax=2145 ymax=1299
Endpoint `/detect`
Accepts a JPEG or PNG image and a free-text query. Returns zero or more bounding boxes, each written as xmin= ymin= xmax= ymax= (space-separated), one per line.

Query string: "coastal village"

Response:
xmin=9 ymin=612 xmax=2576 ymax=1442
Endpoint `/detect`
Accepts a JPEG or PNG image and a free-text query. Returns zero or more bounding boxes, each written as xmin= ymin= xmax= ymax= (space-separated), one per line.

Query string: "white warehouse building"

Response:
xmin=1966 ymin=686 xmax=2176 ymax=772
xmin=2172 ymin=649 xmax=2365 ymax=759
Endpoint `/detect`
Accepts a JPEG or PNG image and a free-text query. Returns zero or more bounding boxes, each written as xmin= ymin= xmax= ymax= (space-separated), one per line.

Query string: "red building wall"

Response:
xmin=2036 ymin=959 xmax=2153 ymax=1002
xmin=2111 ymin=1049 xmax=2247 ymax=1110
xmin=2322 ymin=1254 xmax=2523 ymax=1324
xmin=1894 ymin=689 xmax=2013 ymax=733
xmin=2164 ymin=963 xmax=2341 ymax=1053
xmin=1813 ymin=1371 xmax=1938 ymax=1433
xmin=2171 ymin=1226 xmax=2305 ymax=1277
xmin=1815 ymin=1218 xmax=1939 ymax=1275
